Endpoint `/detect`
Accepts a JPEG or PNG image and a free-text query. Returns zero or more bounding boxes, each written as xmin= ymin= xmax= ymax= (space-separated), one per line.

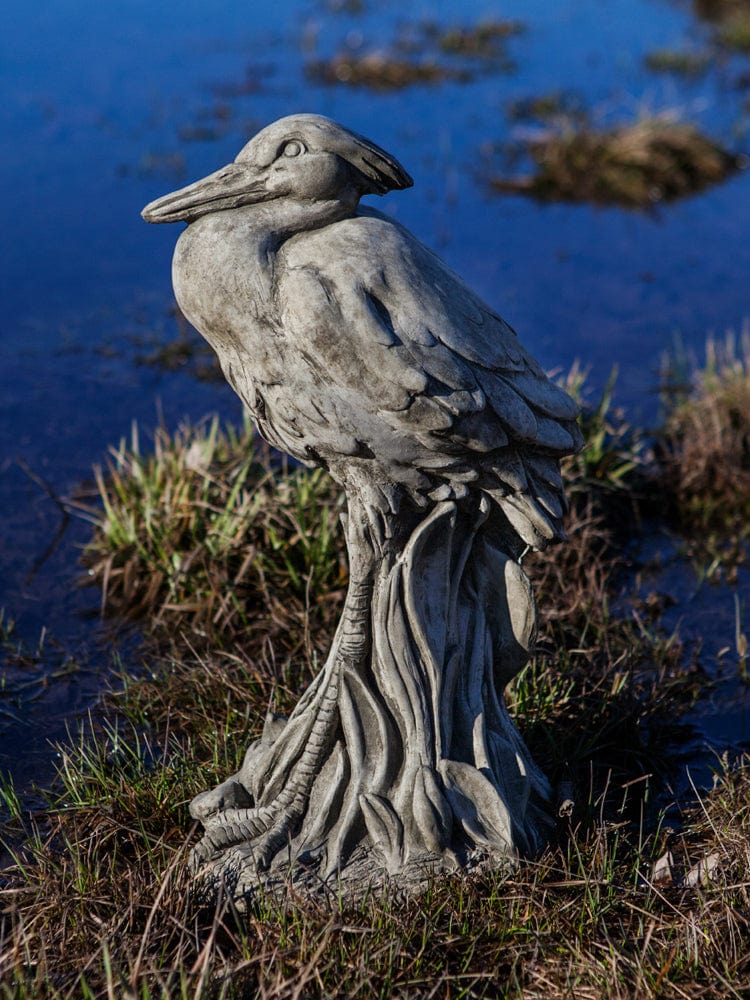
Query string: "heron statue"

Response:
xmin=143 ymin=114 xmax=582 ymax=897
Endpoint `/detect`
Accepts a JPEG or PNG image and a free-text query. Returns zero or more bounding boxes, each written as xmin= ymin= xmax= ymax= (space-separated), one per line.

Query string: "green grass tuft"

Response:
xmin=81 ymin=416 xmax=347 ymax=661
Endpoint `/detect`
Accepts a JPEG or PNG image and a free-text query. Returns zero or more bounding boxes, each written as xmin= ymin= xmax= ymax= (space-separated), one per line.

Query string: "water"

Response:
xmin=1 ymin=0 xmax=748 ymax=789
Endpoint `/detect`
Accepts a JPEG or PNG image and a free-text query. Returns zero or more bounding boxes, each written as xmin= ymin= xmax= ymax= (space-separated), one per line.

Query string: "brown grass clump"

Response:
xmin=492 ymin=117 xmax=740 ymax=207
xmin=135 ymin=330 xmax=222 ymax=382
xmin=659 ymin=331 xmax=750 ymax=544
xmin=644 ymin=48 xmax=712 ymax=77
xmin=431 ymin=19 xmax=524 ymax=58
xmin=126 ymin=306 xmax=222 ymax=382
xmin=306 ymin=50 xmax=465 ymax=89
xmin=306 ymin=17 xmax=523 ymax=91
xmin=690 ymin=0 xmax=750 ymax=51
xmin=507 ymin=91 xmax=586 ymax=124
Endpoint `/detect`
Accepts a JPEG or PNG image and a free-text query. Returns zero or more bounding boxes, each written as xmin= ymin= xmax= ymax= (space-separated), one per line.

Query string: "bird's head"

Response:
xmin=142 ymin=114 xmax=413 ymax=224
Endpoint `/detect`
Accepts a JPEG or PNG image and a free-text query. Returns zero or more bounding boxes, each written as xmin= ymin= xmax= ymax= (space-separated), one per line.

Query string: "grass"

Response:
xmin=660 ymin=331 xmax=750 ymax=524
xmin=80 ymin=416 xmax=346 ymax=659
xmin=492 ymin=115 xmax=740 ymax=207
xmin=1 ymin=357 xmax=750 ymax=995
xmin=1 ymin=729 xmax=748 ymax=996
xmin=0 ymin=611 xmax=82 ymax=723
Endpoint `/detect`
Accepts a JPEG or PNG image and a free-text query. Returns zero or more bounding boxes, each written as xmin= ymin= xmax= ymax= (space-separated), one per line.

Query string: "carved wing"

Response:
xmin=275 ymin=212 xmax=583 ymax=548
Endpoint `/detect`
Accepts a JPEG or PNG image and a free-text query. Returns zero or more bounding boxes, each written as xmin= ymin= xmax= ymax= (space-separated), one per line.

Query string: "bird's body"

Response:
xmin=143 ymin=115 xmax=582 ymax=892
xmin=151 ymin=119 xmax=582 ymax=548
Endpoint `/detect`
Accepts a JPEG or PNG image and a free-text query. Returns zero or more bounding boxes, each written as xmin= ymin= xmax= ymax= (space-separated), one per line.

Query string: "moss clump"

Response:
xmin=306 ymin=50 xmax=466 ymax=90
xmin=432 ymin=19 xmax=524 ymax=58
xmin=690 ymin=0 xmax=750 ymax=51
xmin=492 ymin=117 xmax=740 ymax=207
xmin=644 ymin=48 xmax=712 ymax=76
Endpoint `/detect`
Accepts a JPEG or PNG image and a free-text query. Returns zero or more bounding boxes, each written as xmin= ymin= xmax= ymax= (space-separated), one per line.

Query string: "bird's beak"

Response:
xmin=142 ymin=162 xmax=267 ymax=224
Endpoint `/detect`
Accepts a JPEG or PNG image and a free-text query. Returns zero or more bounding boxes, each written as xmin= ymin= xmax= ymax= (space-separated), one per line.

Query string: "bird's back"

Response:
xmin=269 ymin=211 xmax=582 ymax=549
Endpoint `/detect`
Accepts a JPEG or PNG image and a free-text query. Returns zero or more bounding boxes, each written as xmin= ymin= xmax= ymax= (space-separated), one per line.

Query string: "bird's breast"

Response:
xmin=172 ymin=213 xmax=277 ymax=367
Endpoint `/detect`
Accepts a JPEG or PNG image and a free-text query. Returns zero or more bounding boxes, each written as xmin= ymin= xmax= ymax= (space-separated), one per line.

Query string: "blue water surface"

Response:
xmin=1 ymin=0 xmax=748 ymax=788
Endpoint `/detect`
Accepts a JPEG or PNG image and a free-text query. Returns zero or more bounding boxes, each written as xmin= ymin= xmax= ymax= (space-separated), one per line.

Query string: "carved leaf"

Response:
xmin=412 ymin=765 xmax=453 ymax=855
xmin=294 ymin=741 xmax=348 ymax=855
xmin=441 ymin=759 xmax=514 ymax=852
xmin=469 ymin=539 xmax=535 ymax=688
xmin=360 ymin=793 xmax=404 ymax=873
xmin=374 ymin=568 xmax=429 ymax=743
xmin=402 ymin=501 xmax=456 ymax=675
xmin=486 ymin=730 xmax=529 ymax=820
xmin=338 ymin=670 xmax=366 ymax=786
xmin=347 ymin=668 xmax=398 ymax=787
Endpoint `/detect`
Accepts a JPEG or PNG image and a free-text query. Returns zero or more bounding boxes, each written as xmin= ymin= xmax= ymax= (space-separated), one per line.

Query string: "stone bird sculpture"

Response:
xmin=143 ymin=114 xmax=582 ymax=898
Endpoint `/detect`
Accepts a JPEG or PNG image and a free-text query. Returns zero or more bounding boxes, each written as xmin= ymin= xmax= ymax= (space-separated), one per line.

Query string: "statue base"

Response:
xmin=188 ymin=498 xmax=553 ymax=903
xmin=191 ymin=837 xmax=520 ymax=909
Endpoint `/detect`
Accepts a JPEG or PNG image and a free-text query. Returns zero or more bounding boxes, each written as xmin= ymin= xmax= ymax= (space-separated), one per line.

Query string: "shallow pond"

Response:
xmin=1 ymin=0 xmax=749 ymax=790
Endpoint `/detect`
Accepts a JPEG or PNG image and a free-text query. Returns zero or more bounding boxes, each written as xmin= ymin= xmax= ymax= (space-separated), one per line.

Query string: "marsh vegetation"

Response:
xmin=491 ymin=116 xmax=741 ymax=208
xmin=306 ymin=18 xmax=522 ymax=90
xmin=2 ymin=352 xmax=748 ymax=997
xmin=644 ymin=48 xmax=712 ymax=77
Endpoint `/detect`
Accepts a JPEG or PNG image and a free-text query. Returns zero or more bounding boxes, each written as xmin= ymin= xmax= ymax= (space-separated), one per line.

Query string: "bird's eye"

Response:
xmin=282 ymin=140 xmax=305 ymax=158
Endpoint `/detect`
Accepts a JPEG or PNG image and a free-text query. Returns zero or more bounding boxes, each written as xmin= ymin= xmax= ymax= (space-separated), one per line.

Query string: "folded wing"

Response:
xmin=277 ymin=211 xmax=583 ymax=548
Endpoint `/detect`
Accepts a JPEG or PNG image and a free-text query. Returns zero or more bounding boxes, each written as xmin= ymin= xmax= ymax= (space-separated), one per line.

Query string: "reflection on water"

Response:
xmin=1 ymin=0 xmax=749 ymax=788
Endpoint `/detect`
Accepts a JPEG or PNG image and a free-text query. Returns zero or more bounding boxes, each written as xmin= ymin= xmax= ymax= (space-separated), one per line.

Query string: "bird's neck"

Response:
xmin=228 ymin=195 xmax=359 ymax=320
xmin=244 ymin=194 xmax=360 ymax=255
xmin=172 ymin=194 xmax=360 ymax=376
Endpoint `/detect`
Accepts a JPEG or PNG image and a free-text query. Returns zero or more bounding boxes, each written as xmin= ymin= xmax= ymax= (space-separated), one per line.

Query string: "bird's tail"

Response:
xmin=484 ymin=451 xmax=569 ymax=550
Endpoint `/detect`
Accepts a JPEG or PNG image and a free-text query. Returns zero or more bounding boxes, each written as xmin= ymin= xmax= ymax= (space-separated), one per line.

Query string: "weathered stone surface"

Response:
xmin=143 ymin=114 xmax=582 ymax=901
